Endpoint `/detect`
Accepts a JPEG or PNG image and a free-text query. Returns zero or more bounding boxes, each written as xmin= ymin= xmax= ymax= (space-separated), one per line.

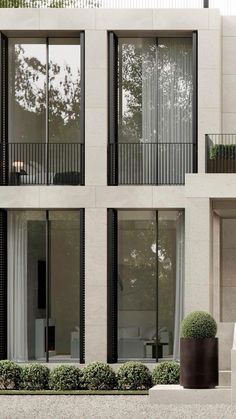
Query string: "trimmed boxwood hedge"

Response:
xmin=117 ymin=362 xmax=152 ymax=390
xmin=0 ymin=360 xmax=21 ymax=390
xmin=49 ymin=365 xmax=82 ymax=391
xmin=20 ymin=364 xmax=50 ymax=390
xmin=82 ymin=362 xmax=117 ymax=390
xmin=181 ymin=311 xmax=217 ymax=339
xmin=0 ymin=360 xmax=184 ymax=392
xmin=152 ymin=361 xmax=180 ymax=385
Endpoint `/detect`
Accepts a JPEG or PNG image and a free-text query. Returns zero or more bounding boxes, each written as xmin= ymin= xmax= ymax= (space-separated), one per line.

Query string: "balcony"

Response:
xmin=108 ymin=142 xmax=196 ymax=185
xmin=206 ymin=134 xmax=236 ymax=174
xmin=0 ymin=0 xmax=234 ymax=15
xmin=0 ymin=143 xmax=84 ymax=185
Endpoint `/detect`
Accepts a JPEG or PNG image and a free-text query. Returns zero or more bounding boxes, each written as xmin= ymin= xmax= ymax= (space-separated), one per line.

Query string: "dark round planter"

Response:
xmin=180 ymin=337 xmax=218 ymax=389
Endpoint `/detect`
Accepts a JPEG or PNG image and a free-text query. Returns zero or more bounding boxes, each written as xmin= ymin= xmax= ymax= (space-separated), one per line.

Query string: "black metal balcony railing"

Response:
xmin=109 ymin=142 xmax=196 ymax=185
xmin=0 ymin=143 xmax=84 ymax=185
xmin=206 ymin=134 xmax=236 ymax=173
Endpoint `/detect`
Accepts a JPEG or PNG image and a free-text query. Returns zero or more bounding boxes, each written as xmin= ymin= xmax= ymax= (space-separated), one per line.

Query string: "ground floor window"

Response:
xmin=108 ymin=209 xmax=184 ymax=362
xmin=7 ymin=209 xmax=84 ymax=363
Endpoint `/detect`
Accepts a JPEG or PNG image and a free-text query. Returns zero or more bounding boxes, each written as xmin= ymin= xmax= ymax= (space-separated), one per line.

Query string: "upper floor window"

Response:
xmin=0 ymin=34 xmax=84 ymax=185
xmin=108 ymin=33 xmax=197 ymax=185
xmin=9 ymin=38 xmax=81 ymax=144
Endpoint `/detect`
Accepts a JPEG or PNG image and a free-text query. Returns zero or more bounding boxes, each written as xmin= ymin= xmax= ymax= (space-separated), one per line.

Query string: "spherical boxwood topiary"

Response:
xmin=82 ymin=362 xmax=117 ymax=390
xmin=152 ymin=361 xmax=180 ymax=385
xmin=181 ymin=311 xmax=217 ymax=339
xmin=0 ymin=360 xmax=21 ymax=390
xmin=20 ymin=364 xmax=50 ymax=390
xmin=117 ymin=362 xmax=152 ymax=390
xmin=49 ymin=365 xmax=82 ymax=391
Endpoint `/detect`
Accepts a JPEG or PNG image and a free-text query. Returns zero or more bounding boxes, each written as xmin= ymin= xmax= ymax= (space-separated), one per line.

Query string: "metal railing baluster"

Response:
xmin=108 ymin=142 xmax=196 ymax=185
xmin=1 ymin=143 xmax=82 ymax=186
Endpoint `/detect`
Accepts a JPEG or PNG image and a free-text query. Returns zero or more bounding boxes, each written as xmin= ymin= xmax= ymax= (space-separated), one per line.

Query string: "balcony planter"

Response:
xmin=208 ymin=158 xmax=236 ymax=173
xmin=208 ymin=144 xmax=236 ymax=173
xmin=180 ymin=311 xmax=218 ymax=389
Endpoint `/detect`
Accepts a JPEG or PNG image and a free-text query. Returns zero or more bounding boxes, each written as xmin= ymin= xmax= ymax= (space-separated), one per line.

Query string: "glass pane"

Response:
xmin=117 ymin=210 xmax=156 ymax=360
xmin=157 ymin=38 xmax=193 ymax=184
xmin=117 ymin=37 xmax=193 ymax=185
xmin=8 ymin=38 xmax=46 ymax=144
xmin=49 ymin=211 xmax=80 ymax=361
xmin=8 ymin=39 xmax=46 ymax=184
xmin=157 ymin=38 xmax=193 ymax=145
xmin=118 ymin=38 xmax=157 ymax=145
xmin=8 ymin=211 xmax=46 ymax=361
xmin=49 ymin=38 xmax=81 ymax=144
xmin=158 ymin=210 xmax=184 ymax=359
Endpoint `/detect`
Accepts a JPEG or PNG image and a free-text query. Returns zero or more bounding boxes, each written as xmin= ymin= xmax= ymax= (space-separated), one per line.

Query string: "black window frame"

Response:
xmin=107 ymin=208 xmax=184 ymax=363
xmin=0 ymin=32 xmax=85 ymax=186
xmin=0 ymin=208 xmax=85 ymax=363
xmin=108 ymin=31 xmax=198 ymax=185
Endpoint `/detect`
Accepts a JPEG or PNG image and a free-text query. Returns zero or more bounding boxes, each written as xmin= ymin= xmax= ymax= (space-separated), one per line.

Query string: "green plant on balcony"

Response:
xmin=209 ymin=144 xmax=236 ymax=160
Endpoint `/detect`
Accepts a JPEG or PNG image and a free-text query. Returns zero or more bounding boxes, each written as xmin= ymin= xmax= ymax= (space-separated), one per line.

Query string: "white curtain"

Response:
xmin=157 ymin=38 xmax=193 ymax=184
xmin=173 ymin=211 xmax=185 ymax=361
xmin=8 ymin=212 xmax=28 ymax=361
xmin=142 ymin=38 xmax=158 ymax=184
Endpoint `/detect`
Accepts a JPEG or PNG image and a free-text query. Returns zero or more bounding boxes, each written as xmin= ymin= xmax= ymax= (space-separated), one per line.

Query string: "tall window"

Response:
xmin=7 ymin=210 xmax=84 ymax=362
xmin=7 ymin=37 xmax=83 ymax=185
xmin=109 ymin=34 xmax=196 ymax=185
xmin=108 ymin=209 xmax=184 ymax=362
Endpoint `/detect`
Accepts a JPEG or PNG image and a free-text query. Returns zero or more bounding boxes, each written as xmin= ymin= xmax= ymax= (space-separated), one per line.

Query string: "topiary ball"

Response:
xmin=0 ymin=360 xmax=22 ymax=390
xmin=181 ymin=311 xmax=217 ymax=339
xmin=117 ymin=361 xmax=152 ymax=390
xmin=81 ymin=362 xmax=117 ymax=390
xmin=49 ymin=365 xmax=82 ymax=391
xmin=20 ymin=364 xmax=50 ymax=390
xmin=152 ymin=361 xmax=180 ymax=385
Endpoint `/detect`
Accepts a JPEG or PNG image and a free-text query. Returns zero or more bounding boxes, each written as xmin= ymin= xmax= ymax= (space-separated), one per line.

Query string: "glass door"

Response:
xmin=8 ymin=210 xmax=83 ymax=362
xmin=115 ymin=209 xmax=184 ymax=362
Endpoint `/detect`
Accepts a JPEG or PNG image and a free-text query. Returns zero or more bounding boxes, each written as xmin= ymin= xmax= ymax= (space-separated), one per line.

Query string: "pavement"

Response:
xmin=0 ymin=396 xmax=236 ymax=419
xmin=1 ymin=395 xmax=236 ymax=418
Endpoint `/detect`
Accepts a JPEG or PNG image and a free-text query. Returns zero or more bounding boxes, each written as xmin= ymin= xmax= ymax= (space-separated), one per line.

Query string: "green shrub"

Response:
xmin=117 ymin=362 xmax=152 ymax=390
xmin=20 ymin=364 xmax=50 ymax=390
xmin=82 ymin=362 xmax=117 ymax=390
xmin=0 ymin=360 xmax=21 ymax=390
xmin=181 ymin=311 xmax=217 ymax=339
xmin=209 ymin=144 xmax=236 ymax=160
xmin=152 ymin=361 xmax=180 ymax=385
xmin=49 ymin=365 xmax=82 ymax=391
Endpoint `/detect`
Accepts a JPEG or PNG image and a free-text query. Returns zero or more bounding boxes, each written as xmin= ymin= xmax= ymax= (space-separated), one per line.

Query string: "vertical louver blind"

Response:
xmin=80 ymin=208 xmax=85 ymax=363
xmin=108 ymin=33 xmax=118 ymax=185
xmin=107 ymin=209 xmax=118 ymax=363
xmin=0 ymin=33 xmax=8 ymax=186
xmin=0 ymin=210 xmax=7 ymax=360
